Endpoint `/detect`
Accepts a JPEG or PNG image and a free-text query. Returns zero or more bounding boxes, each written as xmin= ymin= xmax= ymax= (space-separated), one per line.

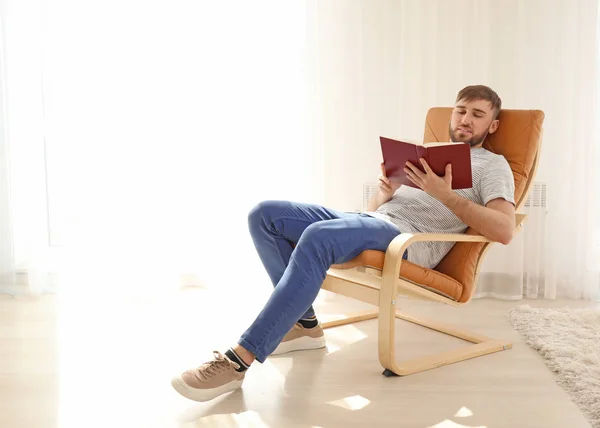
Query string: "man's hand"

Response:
xmin=367 ymin=163 xmax=402 ymax=211
xmin=404 ymin=158 xmax=453 ymax=201
xmin=378 ymin=162 xmax=402 ymax=199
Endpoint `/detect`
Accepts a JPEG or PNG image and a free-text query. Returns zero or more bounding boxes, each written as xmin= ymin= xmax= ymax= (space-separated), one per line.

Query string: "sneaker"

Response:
xmin=271 ymin=323 xmax=326 ymax=356
xmin=171 ymin=351 xmax=245 ymax=402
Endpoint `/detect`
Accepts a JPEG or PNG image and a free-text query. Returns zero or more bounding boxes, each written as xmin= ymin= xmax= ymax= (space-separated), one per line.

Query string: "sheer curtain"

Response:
xmin=38 ymin=0 xmax=321 ymax=296
xmin=387 ymin=0 xmax=600 ymax=300
xmin=0 ymin=0 xmax=51 ymax=296
xmin=0 ymin=9 xmax=15 ymax=293
xmin=3 ymin=0 xmax=599 ymax=300
xmin=0 ymin=0 xmax=319 ymax=297
xmin=309 ymin=0 xmax=599 ymax=300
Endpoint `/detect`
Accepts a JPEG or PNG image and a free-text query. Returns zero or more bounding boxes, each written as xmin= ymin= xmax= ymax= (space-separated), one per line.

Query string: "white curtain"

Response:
xmin=309 ymin=0 xmax=599 ymax=300
xmin=0 ymin=8 xmax=15 ymax=293
xmin=0 ymin=0 xmax=51 ymax=296
xmin=29 ymin=0 xmax=319 ymax=296
xmin=3 ymin=0 xmax=599 ymax=300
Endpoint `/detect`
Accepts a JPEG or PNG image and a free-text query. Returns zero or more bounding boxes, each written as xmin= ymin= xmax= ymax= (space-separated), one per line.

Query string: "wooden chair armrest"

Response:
xmin=330 ymin=213 xmax=527 ymax=272
xmin=381 ymin=212 xmax=528 ymax=285
xmin=386 ymin=212 xmax=528 ymax=261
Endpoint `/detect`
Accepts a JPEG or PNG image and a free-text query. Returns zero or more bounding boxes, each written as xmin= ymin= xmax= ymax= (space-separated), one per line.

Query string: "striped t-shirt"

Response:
xmin=366 ymin=147 xmax=515 ymax=269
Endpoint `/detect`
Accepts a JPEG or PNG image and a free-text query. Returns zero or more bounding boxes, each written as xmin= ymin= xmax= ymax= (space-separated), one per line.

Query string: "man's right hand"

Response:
xmin=378 ymin=162 xmax=402 ymax=199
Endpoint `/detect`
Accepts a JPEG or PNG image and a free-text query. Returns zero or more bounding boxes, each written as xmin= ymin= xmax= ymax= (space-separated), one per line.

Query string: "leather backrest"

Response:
xmin=423 ymin=108 xmax=545 ymax=302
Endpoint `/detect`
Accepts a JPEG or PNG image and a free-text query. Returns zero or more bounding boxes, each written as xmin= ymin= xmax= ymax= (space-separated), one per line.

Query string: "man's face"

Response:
xmin=449 ymin=98 xmax=499 ymax=147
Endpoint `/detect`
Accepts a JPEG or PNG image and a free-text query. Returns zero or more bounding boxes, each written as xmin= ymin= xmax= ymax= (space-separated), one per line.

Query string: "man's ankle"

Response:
xmin=298 ymin=316 xmax=319 ymax=329
xmin=231 ymin=345 xmax=255 ymax=366
xmin=225 ymin=348 xmax=252 ymax=372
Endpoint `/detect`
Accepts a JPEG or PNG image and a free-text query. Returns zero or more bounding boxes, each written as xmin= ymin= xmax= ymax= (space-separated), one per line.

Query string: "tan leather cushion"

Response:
xmin=341 ymin=108 xmax=545 ymax=303
xmin=334 ymin=249 xmax=463 ymax=300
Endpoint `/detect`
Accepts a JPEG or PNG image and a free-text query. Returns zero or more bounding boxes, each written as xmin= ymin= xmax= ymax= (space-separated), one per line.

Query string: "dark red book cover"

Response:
xmin=379 ymin=136 xmax=472 ymax=189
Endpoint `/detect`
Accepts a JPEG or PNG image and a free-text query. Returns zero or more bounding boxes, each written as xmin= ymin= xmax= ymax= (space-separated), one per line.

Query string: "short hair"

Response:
xmin=456 ymin=85 xmax=502 ymax=119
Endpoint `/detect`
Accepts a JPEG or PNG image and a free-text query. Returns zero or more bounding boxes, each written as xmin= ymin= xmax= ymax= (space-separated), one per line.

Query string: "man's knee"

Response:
xmin=248 ymin=200 xmax=288 ymax=231
xmin=294 ymin=222 xmax=339 ymax=266
xmin=298 ymin=221 xmax=331 ymax=248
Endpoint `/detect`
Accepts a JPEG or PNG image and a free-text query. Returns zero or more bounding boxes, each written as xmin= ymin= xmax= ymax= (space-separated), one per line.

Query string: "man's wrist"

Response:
xmin=438 ymin=189 xmax=458 ymax=207
xmin=368 ymin=191 xmax=391 ymax=211
xmin=379 ymin=190 xmax=393 ymax=202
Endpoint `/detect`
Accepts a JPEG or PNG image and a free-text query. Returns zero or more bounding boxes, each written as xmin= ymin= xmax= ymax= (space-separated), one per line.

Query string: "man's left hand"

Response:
xmin=404 ymin=159 xmax=453 ymax=201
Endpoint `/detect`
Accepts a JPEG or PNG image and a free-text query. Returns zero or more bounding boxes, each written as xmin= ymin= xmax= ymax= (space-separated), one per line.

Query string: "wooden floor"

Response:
xmin=1 ymin=287 xmax=597 ymax=428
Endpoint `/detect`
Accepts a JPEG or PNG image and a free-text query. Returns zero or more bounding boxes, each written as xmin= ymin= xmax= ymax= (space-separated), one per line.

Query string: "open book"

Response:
xmin=380 ymin=136 xmax=472 ymax=189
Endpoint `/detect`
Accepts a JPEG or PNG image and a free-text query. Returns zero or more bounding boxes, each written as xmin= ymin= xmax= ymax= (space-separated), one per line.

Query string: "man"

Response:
xmin=171 ymin=85 xmax=516 ymax=402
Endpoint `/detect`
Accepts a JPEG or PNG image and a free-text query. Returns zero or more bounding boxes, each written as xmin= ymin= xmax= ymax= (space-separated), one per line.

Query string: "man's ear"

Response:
xmin=488 ymin=119 xmax=500 ymax=134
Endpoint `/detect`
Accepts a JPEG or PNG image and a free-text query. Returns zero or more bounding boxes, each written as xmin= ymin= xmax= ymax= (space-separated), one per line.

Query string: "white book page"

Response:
xmin=423 ymin=141 xmax=466 ymax=148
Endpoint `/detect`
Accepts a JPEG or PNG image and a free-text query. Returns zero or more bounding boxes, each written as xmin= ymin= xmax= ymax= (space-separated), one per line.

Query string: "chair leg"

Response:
xmin=379 ymin=311 xmax=512 ymax=376
xmin=318 ymin=307 xmax=511 ymax=376
xmin=382 ymin=368 xmax=399 ymax=377
xmin=321 ymin=310 xmax=379 ymax=329
xmin=375 ymin=251 xmax=512 ymax=376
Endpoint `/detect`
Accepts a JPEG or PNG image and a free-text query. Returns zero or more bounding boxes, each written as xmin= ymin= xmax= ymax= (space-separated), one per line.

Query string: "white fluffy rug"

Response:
xmin=507 ymin=305 xmax=600 ymax=428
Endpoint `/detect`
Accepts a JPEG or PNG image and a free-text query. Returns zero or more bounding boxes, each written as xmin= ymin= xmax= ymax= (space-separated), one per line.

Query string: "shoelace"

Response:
xmin=198 ymin=351 xmax=240 ymax=381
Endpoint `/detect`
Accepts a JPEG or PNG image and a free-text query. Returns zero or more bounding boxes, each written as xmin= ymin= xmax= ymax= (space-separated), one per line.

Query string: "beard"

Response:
xmin=448 ymin=123 xmax=489 ymax=147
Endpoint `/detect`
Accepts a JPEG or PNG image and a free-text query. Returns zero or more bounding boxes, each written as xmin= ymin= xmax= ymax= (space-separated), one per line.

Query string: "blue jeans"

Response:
xmin=239 ymin=200 xmax=406 ymax=363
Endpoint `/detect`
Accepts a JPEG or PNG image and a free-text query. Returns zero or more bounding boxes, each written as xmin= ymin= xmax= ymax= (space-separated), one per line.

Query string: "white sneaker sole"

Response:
xmin=171 ymin=376 xmax=243 ymax=402
xmin=271 ymin=335 xmax=326 ymax=356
